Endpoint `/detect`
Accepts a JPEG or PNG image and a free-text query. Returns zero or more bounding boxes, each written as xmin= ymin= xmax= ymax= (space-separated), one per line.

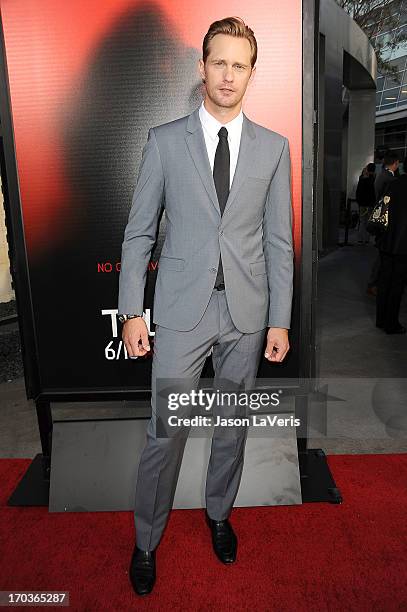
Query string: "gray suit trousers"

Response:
xmin=134 ymin=287 xmax=266 ymax=551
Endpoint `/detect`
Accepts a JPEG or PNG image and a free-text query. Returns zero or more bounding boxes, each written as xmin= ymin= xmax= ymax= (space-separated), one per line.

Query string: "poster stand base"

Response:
xmin=7 ymin=448 xmax=342 ymax=508
xmin=7 ymin=454 xmax=50 ymax=507
xmin=299 ymin=448 xmax=342 ymax=503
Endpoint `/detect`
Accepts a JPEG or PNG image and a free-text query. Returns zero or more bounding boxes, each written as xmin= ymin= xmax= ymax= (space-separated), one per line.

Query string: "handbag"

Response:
xmin=366 ymin=195 xmax=390 ymax=236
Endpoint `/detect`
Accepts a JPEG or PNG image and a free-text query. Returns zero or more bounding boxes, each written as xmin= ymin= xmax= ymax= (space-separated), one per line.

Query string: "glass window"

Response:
xmin=380 ymin=102 xmax=397 ymax=109
xmin=382 ymin=87 xmax=400 ymax=103
xmin=386 ymin=125 xmax=406 ymax=134
xmin=383 ymin=133 xmax=406 ymax=146
xmin=400 ymin=6 xmax=407 ymax=25
xmin=394 ymin=24 xmax=407 ymax=39
xmin=376 ymin=92 xmax=383 ymax=107
xmin=389 ymin=56 xmax=406 ymax=71
xmin=375 ymin=33 xmax=390 ymax=51
xmin=377 ymin=76 xmax=385 ymax=91
xmin=393 ymin=147 xmax=405 ymax=160
xmin=381 ymin=15 xmax=399 ymax=32
xmin=385 ymin=31 xmax=395 ymax=45
xmin=376 ymin=133 xmax=384 ymax=146
xmin=384 ymin=72 xmax=403 ymax=88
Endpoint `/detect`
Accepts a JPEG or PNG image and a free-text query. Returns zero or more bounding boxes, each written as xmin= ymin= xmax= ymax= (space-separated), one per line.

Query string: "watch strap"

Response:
xmin=118 ymin=314 xmax=143 ymax=323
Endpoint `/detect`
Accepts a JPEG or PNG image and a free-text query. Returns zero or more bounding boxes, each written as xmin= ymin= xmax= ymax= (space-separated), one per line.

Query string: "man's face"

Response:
xmin=199 ymin=34 xmax=255 ymax=110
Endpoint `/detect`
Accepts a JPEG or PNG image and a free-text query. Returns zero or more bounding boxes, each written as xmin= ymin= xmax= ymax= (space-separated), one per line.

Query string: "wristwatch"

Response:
xmin=118 ymin=314 xmax=143 ymax=323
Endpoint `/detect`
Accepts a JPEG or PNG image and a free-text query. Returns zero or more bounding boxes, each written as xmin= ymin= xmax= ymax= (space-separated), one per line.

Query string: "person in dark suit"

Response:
xmin=374 ymin=152 xmax=399 ymax=201
xmin=376 ymin=156 xmax=407 ymax=334
xmin=356 ymin=162 xmax=376 ymax=244
xmin=367 ymin=152 xmax=399 ymax=296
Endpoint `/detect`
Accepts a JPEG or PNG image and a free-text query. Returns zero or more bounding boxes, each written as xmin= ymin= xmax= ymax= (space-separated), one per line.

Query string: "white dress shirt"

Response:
xmin=198 ymin=100 xmax=243 ymax=189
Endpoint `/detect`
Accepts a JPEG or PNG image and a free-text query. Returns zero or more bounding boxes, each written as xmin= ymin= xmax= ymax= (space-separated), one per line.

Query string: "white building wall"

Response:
xmin=347 ymin=90 xmax=377 ymax=200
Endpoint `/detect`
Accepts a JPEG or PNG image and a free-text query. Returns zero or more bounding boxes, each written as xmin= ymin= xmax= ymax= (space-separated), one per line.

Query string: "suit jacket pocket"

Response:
xmin=250 ymin=260 xmax=267 ymax=276
xmin=247 ymin=176 xmax=270 ymax=182
xmin=158 ymin=255 xmax=185 ymax=271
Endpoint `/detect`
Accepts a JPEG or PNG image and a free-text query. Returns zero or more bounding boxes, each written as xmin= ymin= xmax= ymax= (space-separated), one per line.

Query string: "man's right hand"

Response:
xmin=122 ymin=317 xmax=151 ymax=357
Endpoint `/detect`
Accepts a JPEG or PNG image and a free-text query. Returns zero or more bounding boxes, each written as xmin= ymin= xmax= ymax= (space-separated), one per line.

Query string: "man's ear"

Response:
xmin=198 ymin=58 xmax=206 ymax=82
xmin=248 ymin=65 xmax=256 ymax=84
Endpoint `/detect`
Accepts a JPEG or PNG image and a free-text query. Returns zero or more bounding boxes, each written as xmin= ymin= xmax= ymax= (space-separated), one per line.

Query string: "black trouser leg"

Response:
xmin=376 ymin=253 xmax=392 ymax=327
xmin=384 ymin=255 xmax=407 ymax=331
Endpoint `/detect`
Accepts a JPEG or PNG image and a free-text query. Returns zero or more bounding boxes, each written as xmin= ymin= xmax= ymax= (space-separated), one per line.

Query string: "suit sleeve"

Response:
xmin=118 ymin=127 xmax=165 ymax=315
xmin=263 ymin=137 xmax=294 ymax=329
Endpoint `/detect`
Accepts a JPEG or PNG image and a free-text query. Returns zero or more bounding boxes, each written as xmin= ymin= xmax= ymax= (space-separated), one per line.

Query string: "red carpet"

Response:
xmin=1 ymin=454 xmax=406 ymax=611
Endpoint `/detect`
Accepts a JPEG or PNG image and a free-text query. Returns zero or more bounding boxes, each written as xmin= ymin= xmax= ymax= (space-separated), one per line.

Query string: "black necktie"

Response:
xmin=213 ymin=126 xmax=229 ymax=287
xmin=213 ymin=126 xmax=230 ymax=215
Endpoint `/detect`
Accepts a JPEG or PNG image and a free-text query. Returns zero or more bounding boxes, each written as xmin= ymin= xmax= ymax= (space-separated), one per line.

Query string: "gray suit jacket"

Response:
xmin=118 ymin=106 xmax=294 ymax=333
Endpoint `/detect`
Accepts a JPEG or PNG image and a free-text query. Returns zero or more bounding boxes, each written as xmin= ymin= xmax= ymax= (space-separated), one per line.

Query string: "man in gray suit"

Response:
xmin=118 ymin=16 xmax=294 ymax=596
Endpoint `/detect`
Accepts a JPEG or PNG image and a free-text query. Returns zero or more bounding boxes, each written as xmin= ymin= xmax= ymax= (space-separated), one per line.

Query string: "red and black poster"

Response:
xmin=0 ymin=0 xmax=304 ymax=395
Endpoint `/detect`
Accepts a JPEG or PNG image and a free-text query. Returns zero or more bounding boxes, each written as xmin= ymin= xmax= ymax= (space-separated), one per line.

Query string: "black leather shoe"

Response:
xmin=205 ymin=511 xmax=237 ymax=564
xmin=129 ymin=545 xmax=156 ymax=596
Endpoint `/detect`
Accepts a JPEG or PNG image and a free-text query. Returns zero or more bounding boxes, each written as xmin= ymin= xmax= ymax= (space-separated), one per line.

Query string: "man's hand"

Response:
xmin=264 ymin=327 xmax=290 ymax=363
xmin=122 ymin=317 xmax=151 ymax=357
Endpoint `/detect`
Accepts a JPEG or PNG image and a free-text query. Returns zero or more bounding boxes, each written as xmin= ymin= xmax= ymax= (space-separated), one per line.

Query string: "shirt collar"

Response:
xmin=199 ymin=100 xmax=243 ymax=141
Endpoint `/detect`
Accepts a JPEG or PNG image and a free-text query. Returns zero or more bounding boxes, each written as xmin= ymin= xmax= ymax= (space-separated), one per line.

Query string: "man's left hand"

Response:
xmin=264 ymin=327 xmax=290 ymax=362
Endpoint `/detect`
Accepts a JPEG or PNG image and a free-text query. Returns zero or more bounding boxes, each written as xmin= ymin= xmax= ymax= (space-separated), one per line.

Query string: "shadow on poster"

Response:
xmin=0 ymin=0 xmax=313 ymax=400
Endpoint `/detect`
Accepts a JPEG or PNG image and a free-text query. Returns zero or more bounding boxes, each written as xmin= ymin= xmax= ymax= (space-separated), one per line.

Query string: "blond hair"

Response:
xmin=203 ymin=17 xmax=257 ymax=68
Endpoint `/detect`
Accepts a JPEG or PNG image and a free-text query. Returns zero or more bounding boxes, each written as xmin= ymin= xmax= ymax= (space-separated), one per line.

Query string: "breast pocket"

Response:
xmin=247 ymin=176 xmax=271 ymax=189
xmin=247 ymin=176 xmax=270 ymax=182
xmin=158 ymin=256 xmax=185 ymax=271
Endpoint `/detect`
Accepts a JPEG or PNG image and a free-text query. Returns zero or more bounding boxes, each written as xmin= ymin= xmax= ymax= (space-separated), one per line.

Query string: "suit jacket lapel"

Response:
xmin=185 ymin=107 xmax=257 ymax=217
xmin=185 ymin=108 xmax=221 ymax=215
xmin=223 ymin=114 xmax=256 ymax=215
